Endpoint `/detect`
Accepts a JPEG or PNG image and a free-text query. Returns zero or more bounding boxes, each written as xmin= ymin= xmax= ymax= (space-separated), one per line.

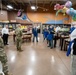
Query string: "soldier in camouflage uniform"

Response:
xmin=15 ymin=24 xmax=23 ymax=51
xmin=0 ymin=37 xmax=9 ymax=75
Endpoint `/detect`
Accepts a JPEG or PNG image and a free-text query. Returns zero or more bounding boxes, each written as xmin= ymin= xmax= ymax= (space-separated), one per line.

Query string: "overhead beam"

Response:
xmin=9 ymin=0 xmax=18 ymax=5
xmin=50 ymin=1 xmax=53 ymax=7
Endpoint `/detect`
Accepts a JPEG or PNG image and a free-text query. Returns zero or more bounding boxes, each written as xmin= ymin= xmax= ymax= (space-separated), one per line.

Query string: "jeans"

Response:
xmin=33 ymin=36 xmax=38 ymax=42
xmin=2 ymin=34 xmax=8 ymax=45
xmin=48 ymin=40 xmax=53 ymax=48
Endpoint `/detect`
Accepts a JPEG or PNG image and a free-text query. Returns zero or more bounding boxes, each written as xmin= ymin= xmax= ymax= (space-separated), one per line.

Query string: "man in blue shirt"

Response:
xmin=43 ymin=28 xmax=49 ymax=41
xmin=47 ymin=31 xmax=54 ymax=49
xmin=32 ymin=26 xmax=38 ymax=42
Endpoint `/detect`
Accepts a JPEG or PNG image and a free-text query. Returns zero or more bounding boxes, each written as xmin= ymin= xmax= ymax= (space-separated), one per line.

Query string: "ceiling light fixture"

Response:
xmin=7 ymin=5 xmax=13 ymax=9
xmin=31 ymin=6 xmax=36 ymax=10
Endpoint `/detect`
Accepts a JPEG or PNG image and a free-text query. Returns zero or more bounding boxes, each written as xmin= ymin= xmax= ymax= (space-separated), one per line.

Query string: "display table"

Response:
xmin=59 ymin=35 xmax=69 ymax=50
xmin=22 ymin=33 xmax=32 ymax=42
xmin=13 ymin=33 xmax=32 ymax=42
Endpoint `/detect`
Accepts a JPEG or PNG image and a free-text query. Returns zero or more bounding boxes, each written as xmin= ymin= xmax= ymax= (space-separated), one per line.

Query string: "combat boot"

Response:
xmin=5 ymin=72 xmax=12 ymax=75
xmin=19 ymin=49 xmax=23 ymax=52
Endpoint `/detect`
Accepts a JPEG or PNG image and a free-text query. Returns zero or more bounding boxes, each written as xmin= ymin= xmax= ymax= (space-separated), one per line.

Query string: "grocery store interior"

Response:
xmin=0 ymin=0 xmax=76 ymax=75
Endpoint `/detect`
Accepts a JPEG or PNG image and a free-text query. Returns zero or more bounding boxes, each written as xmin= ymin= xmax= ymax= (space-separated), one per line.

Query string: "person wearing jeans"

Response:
xmin=43 ymin=28 xmax=48 ymax=41
xmin=32 ymin=26 xmax=38 ymax=42
xmin=47 ymin=31 xmax=54 ymax=49
xmin=33 ymin=35 xmax=38 ymax=42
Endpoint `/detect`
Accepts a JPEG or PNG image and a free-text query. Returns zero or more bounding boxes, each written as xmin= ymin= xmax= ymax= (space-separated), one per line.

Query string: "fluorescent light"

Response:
xmin=31 ymin=6 xmax=36 ymax=10
xmin=7 ymin=5 xmax=13 ymax=9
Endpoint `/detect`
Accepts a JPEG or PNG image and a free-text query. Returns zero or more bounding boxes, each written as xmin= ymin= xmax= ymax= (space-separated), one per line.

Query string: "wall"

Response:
xmin=8 ymin=11 xmax=17 ymax=21
xmin=0 ymin=5 xmax=72 ymax=24
xmin=0 ymin=10 xmax=8 ymax=21
xmin=27 ymin=5 xmax=70 ymax=24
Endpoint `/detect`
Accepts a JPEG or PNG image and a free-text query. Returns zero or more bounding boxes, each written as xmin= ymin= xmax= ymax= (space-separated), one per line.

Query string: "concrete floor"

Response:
xmin=1 ymin=34 xmax=71 ymax=75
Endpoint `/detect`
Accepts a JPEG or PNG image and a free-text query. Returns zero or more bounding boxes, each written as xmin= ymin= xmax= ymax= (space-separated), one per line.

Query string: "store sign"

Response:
xmin=10 ymin=20 xmax=16 ymax=22
xmin=2 ymin=21 xmax=9 ymax=23
xmin=16 ymin=17 xmax=23 ymax=20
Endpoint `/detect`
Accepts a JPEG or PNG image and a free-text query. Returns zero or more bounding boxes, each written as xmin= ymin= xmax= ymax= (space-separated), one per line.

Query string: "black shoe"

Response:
xmin=50 ymin=47 xmax=53 ymax=49
xmin=6 ymin=44 xmax=9 ymax=45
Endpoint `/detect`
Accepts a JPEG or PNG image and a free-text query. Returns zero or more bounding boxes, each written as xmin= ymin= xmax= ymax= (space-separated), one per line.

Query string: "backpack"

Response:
xmin=73 ymin=38 xmax=76 ymax=55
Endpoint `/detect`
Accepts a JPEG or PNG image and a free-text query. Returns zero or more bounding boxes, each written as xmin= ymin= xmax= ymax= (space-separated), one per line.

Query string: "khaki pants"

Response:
xmin=71 ymin=55 xmax=76 ymax=75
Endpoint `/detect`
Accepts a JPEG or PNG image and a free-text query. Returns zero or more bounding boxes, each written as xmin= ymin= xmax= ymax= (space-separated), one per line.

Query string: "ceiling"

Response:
xmin=3 ymin=0 xmax=67 ymax=3
xmin=1 ymin=0 xmax=76 ymax=10
xmin=2 ymin=0 xmax=75 ymax=5
xmin=2 ymin=0 xmax=76 ymax=4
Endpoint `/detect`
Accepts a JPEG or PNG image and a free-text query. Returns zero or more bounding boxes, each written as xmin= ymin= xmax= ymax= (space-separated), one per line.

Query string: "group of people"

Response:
xmin=1 ymin=24 xmax=23 ymax=51
xmin=0 ymin=25 xmax=11 ymax=75
xmin=32 ymin=25 xmax=60 ymax=49
xmin=0 ymin=24 xmax=23 ymax=75
xmin=43 ymin=25 xmax=59 ymax=49
xmin=0 ymin=24 xmax=76 ymax=75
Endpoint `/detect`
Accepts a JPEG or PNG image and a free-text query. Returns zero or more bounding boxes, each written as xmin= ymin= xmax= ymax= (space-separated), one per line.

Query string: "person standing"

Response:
xmin=67 ymin=23 xmax=76 ymax=75
xmin=2 ymin=25 xmax=9 ymax=45
xmin=15 ymin=24 xmax=23 ymax=52
xmin=43 ymin=28 xmax=48 ymax=41
xmin=0 ymin=36 xmax=10 ymax=75
xmin=54 ymin=26 xmax=60 ymax=47
xmin=32 ymin=26 xmax=38 ymax=42
xmin=67 ymin=38 xmax=76 ymax=75
xmin=47 ymin=31 xmax=54 ymax=49
xmin=48 ymin=25 xmax=54 ymax=33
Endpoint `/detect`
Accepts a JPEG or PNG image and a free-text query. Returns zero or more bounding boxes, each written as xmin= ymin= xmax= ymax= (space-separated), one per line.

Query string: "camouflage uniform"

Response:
xmin=71 ymin=55 xmax=76 ymax=75
xmin=15 ymin=27 xmax=22 ymax=51
xmin=0 ymin=37 xmax=9 ymax=75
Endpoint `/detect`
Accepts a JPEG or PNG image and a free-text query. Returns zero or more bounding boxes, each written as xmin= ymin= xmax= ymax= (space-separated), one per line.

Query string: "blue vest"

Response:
xmin=43 ymin=30 xmax=49 ymax=38
xmin=47 ymin=33 xmax=54 ymax=41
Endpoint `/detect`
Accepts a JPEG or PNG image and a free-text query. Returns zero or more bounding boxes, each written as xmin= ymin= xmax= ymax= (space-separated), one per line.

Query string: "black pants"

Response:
xmin=54 ymin=38 xmax=57 ymax=47
xmin=13 ymin=34 xmax=16 ymax=42
xmin=3 ymin=34 xmax=8 ymax=45
xmin=54 ymin=36 xmax=58 ymax=47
